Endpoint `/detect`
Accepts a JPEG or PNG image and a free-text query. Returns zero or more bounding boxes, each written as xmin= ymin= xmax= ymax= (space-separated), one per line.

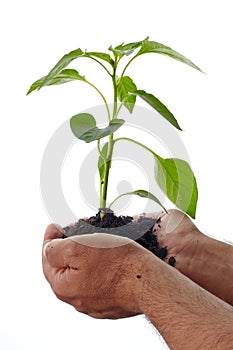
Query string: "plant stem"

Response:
xmin=112 ymin=66 xmax=118 ymax=118
xmin=86 ymin=80 xmax=111 ymax=122
xmin=99 ymin=64 xmax=118 ymax=209
xmin=100 ymin=52 xmax=142 ymax=210
xmin=100 ymin=135 xmax=114 ymax=208
xmin=114 ymin=137 xmax=162 ymax=161
xmin=108 ymin=192 xmax=126 ymax=209
xmin=120 ymin=54 xmax=138 ymax=80
xmin=87 ymin=56 xmax=112 ymax=77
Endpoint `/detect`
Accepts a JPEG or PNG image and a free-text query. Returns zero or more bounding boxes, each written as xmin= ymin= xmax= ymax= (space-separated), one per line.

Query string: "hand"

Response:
xmin=134 ymin=209 xmax=203 ymax=275
xmin=42 ymin=214 xmax=233 ymax=350
xmin=152 ymin=209 xmax=202 ymax=273
xmin=42 ymin=224 xmax=153 ymax=319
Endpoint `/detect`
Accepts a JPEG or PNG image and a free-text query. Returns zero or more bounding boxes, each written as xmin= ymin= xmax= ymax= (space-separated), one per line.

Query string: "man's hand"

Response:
xmin=147 ymin=209 xmax=233 ymax=306
xmin=42 ymin=216 xmax=233 ymax=349
xmin=42 ymin=224 xmax=152 ymax=319
xmin=150 ymin=209 xmax=202 ymax=272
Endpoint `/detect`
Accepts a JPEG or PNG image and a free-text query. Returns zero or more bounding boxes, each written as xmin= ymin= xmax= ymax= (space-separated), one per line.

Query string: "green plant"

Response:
xmin=27 ymin=37 xmax=201 ymax=218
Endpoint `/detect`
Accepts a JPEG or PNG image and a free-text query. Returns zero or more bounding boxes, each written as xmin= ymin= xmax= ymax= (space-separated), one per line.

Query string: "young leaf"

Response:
xmin=155 ymin=157 xmax=198 ymax=218
xmin=70 ymin=113 xmax=125 ymax=143
xmin=117 ymin=76 xmax=137 ymax=113
xmin=131 ymin=190 xmax=167 ymax=211
xmin=133 ymin=90 xmax=182 ymax=130
xmin=39 ymin=48 xmax=84 ymax=88
xmin=27 ymin=69 xmax=86 ymax=95
xmin=137 ymin=40 xmax=202 ymax=72
xmin=110 ymin=37 xmax=148 ymax=57
xmin=109 ymin=189 xmax=167 ymax=212
xmin=85 ymin=52 xmax=114 ymax=66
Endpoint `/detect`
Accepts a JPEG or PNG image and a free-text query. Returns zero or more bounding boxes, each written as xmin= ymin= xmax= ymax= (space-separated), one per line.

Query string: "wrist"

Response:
xmin=182 ymin=233 xmax=233 ymax=304
xmin=135 ymin=251 xmax=233 ymax=350
xmin=169 ymin=229 xmax=206 ymax=276
xmin=129 ymin=251 xmax=167 ymax=314
xmin=118 ymin=246 xmax=162 ymax=315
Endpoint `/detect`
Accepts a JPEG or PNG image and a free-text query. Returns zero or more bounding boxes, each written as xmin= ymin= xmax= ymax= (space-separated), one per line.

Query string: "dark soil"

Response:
xmin=63 ymin=209 xmax=175 ymax=264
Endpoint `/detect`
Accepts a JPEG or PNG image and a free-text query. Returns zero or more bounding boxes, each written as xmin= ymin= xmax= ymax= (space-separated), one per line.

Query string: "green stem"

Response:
xmin=120 ymin=54 xmax=138 ymax=79
xmin=98 ymin=139 xmax=106 ymax=204
xmin=108 ymin=192 xmax=127 ymax=209
xmin=97 ymin=139 xmax=103 ymax=157
xmin=87 ymin=56 xmax=112 ymax=77
xmin=100 ymin=64 xmax=118 ymax=209
xmin=100 ymin=135 xmax=114 ymax=208
xmin=112 ymin=66 xmax=118 ymax=118
xmin=86 ymin=80 xmax=111 ymax=122
xmin=114 ymin=137 xmax=162 ymax=161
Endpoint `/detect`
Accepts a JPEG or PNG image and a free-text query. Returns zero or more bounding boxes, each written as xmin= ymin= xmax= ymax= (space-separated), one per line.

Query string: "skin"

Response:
xmin=152 ymin=209 xmax=233 ymax=305
xmin=42 ymin=210 xmax=233 ymax=349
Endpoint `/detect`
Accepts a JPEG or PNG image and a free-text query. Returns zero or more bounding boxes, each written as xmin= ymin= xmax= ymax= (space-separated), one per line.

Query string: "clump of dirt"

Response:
xmin=87 ymin=209 xmax=132 ymax=228
xmin=63 ymin=210 xmax=175 ymax=264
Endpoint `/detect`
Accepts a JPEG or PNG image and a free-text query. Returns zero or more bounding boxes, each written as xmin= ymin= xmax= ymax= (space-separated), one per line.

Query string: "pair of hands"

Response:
xmin=42 ymin=210 xmax=200 ymax=319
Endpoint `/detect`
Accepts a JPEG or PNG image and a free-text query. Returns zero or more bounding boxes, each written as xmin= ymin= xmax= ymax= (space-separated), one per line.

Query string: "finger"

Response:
xmin=132 ymin=211 xmax=165 ymax=222
xmin=70 ymin=232 xmax=133 ymax=248
xmin=43 ymin=237 xmax=76 ymax=268
xmin=44 ymin=233 xmax=134 ymax=269
xmin=43 ymin=223 xmax=65 ymax=245
xmin=155 ymin=209 xmax=194 ymax=236
xmin=150 ymin=210 xmax=176 ymax=245
xmin=162 ymin=209 xmax=186 ymax=234
xmin=42 ymin=224 xmax=66 ymax=270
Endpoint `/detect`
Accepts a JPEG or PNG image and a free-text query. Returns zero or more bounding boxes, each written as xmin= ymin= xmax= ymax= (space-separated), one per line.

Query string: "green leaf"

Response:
xmin=28 ymin=48 xmax=114 ymax=94
xmin=130 ymin=190 xmax=167 ymax=211
xmin=109 ymin=189 xmax=167 ymax=211
xmin=39 ymin=48 xmax=84 ymax=88
xmin=98 ymin=142 xmax=109 ymax=182
xmin=137 ymin=40 xmax=202 ymax=72
xmin=70 ymin=113 xmax=125 ymax=143
xmin=70 ymin=113 xmax=95 ymax=139
xmin=133 ymin=90 xmax=182 ymax=130
xmin=155 ymin=157 xmax=198 ymax=218
xmin=85 ymin=52 xmax=114 ymax=66
xmin=109 ymin=36 xmax=148 ymax=57
xmin=117 ymin=76 xmax=137 ymax=113
xmin=27 ymin=69 xmax=86 ymax=95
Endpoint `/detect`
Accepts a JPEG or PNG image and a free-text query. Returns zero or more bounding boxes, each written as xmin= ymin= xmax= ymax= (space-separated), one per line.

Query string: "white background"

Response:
xmin=1 ymin=1 xmax=233 ymax=349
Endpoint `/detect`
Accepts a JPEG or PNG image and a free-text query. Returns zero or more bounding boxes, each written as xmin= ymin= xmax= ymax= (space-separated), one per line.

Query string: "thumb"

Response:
xmin=43 ymin=224 xmax=65 ymax=267
xmin=43 ymin=223 xmax=64 ymax=244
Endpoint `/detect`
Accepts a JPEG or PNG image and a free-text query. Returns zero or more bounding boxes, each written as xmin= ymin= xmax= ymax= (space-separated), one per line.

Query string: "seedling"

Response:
xmin=27 ymin=37 xmax=201 ymax=219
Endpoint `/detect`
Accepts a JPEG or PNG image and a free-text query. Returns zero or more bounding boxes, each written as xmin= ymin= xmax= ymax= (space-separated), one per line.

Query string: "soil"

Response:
xmin=63 ymin=209 xmax=176 ymax=265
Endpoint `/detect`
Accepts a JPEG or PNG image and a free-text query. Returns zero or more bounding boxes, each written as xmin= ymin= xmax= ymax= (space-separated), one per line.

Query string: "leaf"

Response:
xmin=137 ymin=40 xmax=202 ymax=72
xmin=85 ymin=52 xmax=114 ymax=66
xmin=28 ymin=48 xmax=114 ymax=93
xmin=109 ymin=189 xmax=167 ymax=211
xmin=27 ymin=69 xmax=86 ymax=95
xmin=117 ymin=76 xmax=137 ymax=113
xmin=130 ymin=190 xmax=167 ymax=211
xmin=70 ymin=113 xmax=125 ymax=143
xmin=39 ymin=48 xmax=84 ymax=88
xmin=98 ymin=142 xmax=109 ymax=182
xmin=133 ymin=90 xmax=182 ymax=130
xmin=109 ymin=36 xmax=148 ymax=57
xmin=70 ymin=113 xmax=95 ymax=139
xmin=155 ymin=157 xmax=198 ymax=218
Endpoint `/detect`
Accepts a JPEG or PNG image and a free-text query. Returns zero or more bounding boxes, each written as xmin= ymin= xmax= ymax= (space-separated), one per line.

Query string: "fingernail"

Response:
xmin=158 ymin=211 xmax=168 ymax=222
xmin=43 ymin=242 xmax=51 ymax=257
xmin=54 ymin=224 xmax=65 ymax=235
